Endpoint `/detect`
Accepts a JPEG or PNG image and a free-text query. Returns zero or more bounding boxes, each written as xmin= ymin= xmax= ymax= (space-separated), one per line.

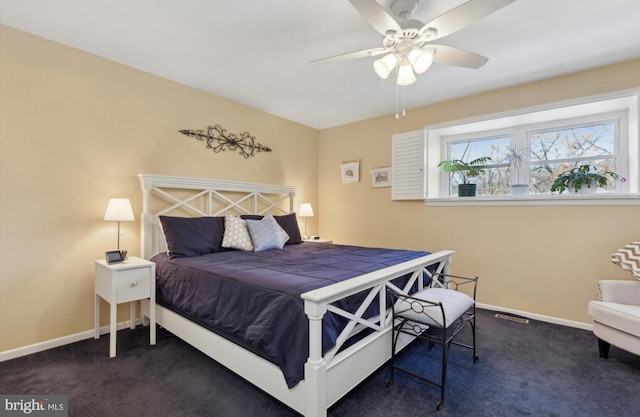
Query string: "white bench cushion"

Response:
xmin=395 ymin=288 xmax=474 ymax=328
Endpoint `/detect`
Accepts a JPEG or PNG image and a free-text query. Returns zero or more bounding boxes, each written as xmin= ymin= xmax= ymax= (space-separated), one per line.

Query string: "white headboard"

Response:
xmin=138 ymin=174 xmax=297 ymax=259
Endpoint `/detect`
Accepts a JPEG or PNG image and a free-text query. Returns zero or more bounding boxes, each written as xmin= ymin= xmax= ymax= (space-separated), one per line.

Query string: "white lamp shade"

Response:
xmin=104 ymin=198 xmax=135 ymax=222
xmin=373 ymin=53 xmax=397 ymax=80
xmin=408 ymin=48 xmax=434 ymax=74
xmin=299 ymin=203 xmax=314 ymax=217
xmin=396 ymin=63 xmax=416 ymax=86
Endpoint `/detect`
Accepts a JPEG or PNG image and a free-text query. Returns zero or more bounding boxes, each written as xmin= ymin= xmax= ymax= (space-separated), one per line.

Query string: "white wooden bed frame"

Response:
xmin=137 ymin=174 xmax=453 ymax=417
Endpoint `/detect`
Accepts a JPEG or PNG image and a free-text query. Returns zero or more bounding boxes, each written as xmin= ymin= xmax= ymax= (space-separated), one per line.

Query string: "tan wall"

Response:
xmin=0 ymin=26 xmax=319 ymax=352
xmin=318 ymin=59 xmax=640 ymax=324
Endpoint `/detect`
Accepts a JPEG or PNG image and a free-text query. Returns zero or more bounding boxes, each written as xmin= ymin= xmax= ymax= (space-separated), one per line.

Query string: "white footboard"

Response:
xmin=302 ymin=250 xmax=453 ymax=417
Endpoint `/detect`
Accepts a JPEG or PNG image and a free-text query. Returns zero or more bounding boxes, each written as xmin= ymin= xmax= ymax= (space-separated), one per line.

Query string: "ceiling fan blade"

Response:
xmin=429 ymin=45 xmax=488 ymax=69
xmin=310 ymin=47 xmax=388 ymax=63
xmin=348 ymin=0 xmax=402 ymax=35
xmin=419 ymin=0 xmax=516 ymax=40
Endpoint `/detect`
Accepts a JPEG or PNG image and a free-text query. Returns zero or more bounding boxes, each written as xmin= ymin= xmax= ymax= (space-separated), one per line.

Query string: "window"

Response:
xmin=443 ymin=115 xmax=624 ymax=196
xmin=419 ymin=93 xmax=639 ymax=203
xmin=529 ymin=120 xmax=617 ymax=193
xmin=446 ymin=135 xmax=512 ymax=196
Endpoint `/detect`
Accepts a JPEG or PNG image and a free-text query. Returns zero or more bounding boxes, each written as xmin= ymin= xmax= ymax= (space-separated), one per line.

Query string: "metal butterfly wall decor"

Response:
xmin=179 ymin=124 xmax=272 ymax=158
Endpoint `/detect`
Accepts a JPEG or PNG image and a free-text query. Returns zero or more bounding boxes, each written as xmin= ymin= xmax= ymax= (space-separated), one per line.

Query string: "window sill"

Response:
xmin=424 ymin=193 xmax=640 ymax=206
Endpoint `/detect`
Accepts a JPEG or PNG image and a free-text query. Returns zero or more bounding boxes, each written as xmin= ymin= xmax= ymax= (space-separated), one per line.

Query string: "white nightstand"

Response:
xmin=303 ymin=238 xmax=333 ymax=243
xmin=94 ymin=256 xmax=156 ymax=357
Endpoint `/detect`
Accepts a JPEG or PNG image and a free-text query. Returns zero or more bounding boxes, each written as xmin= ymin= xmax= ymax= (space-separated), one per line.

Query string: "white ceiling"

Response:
xmin=1 ymin=0 xmax=639 ymax=129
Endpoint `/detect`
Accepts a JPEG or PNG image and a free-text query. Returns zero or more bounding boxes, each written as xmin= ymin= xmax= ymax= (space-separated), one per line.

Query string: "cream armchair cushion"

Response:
xmin=587 ymin=280 xmax=640 ymax=357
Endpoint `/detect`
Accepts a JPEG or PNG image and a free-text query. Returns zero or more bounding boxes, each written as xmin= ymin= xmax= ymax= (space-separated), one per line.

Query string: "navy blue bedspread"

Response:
xmin=151 ymin=242 xmax=429 ymax=388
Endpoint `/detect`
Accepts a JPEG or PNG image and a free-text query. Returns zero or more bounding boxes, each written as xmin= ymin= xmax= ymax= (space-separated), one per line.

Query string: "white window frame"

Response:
xmin=422 ymin=92 xmax=640 ymax=206
xmin=441 ymin=111 xmax=628 ymax=195
xmin=440 ymin=131 xmax=516 ymax=196
xmin=527 ymin=113 xmax=626 ymax=194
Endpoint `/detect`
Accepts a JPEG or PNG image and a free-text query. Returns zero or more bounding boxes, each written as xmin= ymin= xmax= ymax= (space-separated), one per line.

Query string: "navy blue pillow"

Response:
xmin=274 ymin=213 xmax=303 ymax=244
xmin=240 ymin=213 xmax=303 ymax=244
xmin=159 ymin=216 xmax=225 ymax=258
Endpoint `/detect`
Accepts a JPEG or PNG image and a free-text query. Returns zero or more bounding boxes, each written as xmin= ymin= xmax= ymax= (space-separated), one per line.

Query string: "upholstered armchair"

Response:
xmin=587 ymin=242 xmax=640 ymax=358
xmin=588 ymin=280 xmax=640 ymax=357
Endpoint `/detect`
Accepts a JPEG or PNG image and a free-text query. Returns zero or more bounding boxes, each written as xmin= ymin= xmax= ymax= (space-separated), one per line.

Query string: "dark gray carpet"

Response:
xmin=1 ymin=308 xmax=639 ymax=417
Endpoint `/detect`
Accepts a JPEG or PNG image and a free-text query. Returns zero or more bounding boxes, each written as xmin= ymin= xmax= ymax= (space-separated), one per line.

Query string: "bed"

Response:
xmin=137 ymin=174 xmax=454 ymax=417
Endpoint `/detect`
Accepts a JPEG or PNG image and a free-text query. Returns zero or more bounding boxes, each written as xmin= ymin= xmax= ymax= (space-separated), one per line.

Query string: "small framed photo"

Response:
xmin=341 ymin=162 xmax=360 ymax=183
xmin=371 ymin=167 xmax=392 ymax=188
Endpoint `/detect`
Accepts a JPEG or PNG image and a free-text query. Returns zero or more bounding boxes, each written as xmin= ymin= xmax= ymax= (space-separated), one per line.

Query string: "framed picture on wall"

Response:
xmin=370 ymin=167 xmax=391 ymax=188
xmin=340 ymin=162 xmax=359 ymax=183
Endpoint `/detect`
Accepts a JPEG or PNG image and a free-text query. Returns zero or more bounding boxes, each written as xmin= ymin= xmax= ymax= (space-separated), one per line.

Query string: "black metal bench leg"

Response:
xmin=386 ymin=318 xmax=402 ymax=387
xmin=471 ymin=315 xmax=479 ymax=363
xmin=438 ymin=342 xmax=449 ymax=411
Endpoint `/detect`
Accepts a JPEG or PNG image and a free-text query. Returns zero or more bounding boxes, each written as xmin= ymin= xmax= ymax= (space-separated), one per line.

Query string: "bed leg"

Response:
xmin=304 ymin=361 xmax=327 ymax=417
xmin=305 ymin=307 xmax=328 ymax=417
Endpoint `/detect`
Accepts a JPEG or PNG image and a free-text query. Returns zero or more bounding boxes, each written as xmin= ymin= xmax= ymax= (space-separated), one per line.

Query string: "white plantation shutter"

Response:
xmin=392 ymin=130 xmax=427 ymax=200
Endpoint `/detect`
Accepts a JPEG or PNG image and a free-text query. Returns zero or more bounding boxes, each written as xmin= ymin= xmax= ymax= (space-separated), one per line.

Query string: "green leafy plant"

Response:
xmin=550 ymin=164 xmax=619 ymax=194
xmin=438 ymin=156 xmax=491 ymax=184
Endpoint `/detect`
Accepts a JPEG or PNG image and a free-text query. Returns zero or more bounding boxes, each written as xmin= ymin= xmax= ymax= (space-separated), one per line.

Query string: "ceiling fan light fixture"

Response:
xmin=396 ymin=63 xmax=416 ymax=86
xmin=373 ymin=53 xmax=397 ymax=79
xmin=408 ymin=48 xmax=434 ymax=74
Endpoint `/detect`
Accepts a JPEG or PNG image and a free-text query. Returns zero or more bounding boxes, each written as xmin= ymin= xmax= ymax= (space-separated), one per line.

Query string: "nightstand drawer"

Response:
xmin=114 ymin=267 xmax=150 ymax=303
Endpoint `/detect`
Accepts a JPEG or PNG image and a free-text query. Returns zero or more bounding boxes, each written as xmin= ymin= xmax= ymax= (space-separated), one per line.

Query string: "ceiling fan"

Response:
xmin=313 ymin=0 xmax=516 ymax=86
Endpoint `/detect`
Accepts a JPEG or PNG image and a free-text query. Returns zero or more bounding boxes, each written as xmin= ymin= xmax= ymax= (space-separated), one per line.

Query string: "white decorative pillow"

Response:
xmin=611 ymin=241 xmax=640 ymax=280
xmin=267 ymin=213 xmax=290 ymax=247
xmin=221 ymin=213 xmax=254 ymax=251
xmin=246 ymin=213 xmax=289 ymax=252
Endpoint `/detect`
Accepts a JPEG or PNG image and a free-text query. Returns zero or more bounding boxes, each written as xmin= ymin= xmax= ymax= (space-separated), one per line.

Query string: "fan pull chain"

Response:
xmin=395 ymin=84 xmax=399 ymax=120
xmin=402 ymin=86 xmax=406 ymax=118
xmin=395 ymin=85 xmax=407 ymax=120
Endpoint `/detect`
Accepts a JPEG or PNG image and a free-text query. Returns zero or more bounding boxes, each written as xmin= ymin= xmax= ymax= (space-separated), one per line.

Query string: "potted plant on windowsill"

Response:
xmin=550 ymin=164 xmax=619 ymax=194
xmin=438 ymin=156 xmax=491 ymax=197
xmin=505 ymin=145 xmax=528 ymax=196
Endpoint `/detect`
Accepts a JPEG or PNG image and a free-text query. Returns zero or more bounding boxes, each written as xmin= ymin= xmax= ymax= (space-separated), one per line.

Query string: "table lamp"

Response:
xmin=104 ymin=198 xmax=135 ymax=250
xmin=299 ymin=203 xmax=314 ymax=239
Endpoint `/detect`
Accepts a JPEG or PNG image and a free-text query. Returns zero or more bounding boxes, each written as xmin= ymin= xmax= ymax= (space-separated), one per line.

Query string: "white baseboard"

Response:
xmin=1 ymin=306 xmax=594 ymax=362
xmin=0 ymin=319 xmax=143 ymax=362
xmin=477 ymin=303 xmax=593 ymax=331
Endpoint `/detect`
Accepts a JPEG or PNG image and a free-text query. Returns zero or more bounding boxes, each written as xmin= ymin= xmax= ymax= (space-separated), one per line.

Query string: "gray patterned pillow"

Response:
xmin=246 ymin=213 xmax=289 ymax=251
xmin=221 ymin=213 xmax=254 ymax=251
xmin=611 ymin=241 xmax=640 ymax=279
